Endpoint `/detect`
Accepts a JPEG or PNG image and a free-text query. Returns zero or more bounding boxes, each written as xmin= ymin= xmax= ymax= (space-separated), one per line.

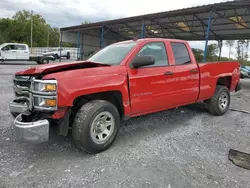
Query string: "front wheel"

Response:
xmin=72 ymin=100 xmax=120 ymax=153
xmin=54 ymin=54 xmax=59 ymax=59
xmin=206 ymin=85 xmax=230 ymax=116
xmin=66 ymin=52 xmax=70 ymax=59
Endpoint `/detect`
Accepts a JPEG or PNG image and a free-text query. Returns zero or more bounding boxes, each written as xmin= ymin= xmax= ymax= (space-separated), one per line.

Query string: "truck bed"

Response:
xmin=197 ymin=61 xmax=240 ymax=101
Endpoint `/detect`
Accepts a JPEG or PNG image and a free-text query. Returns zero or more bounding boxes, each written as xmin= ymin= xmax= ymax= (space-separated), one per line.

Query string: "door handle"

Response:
xmin=164 ymin=71 xmax=174 ymax=76
xmin=190 ymin=69 xmax=198 ymax=73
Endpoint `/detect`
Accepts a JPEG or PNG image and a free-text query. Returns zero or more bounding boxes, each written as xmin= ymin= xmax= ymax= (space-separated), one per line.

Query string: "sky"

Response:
xmin=0 ymin=0 xmax=241 ymax=58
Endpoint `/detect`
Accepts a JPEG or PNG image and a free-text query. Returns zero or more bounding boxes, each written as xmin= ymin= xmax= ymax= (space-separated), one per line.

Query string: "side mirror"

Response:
xmin=131 ymin=55 xmax=155 ymax=68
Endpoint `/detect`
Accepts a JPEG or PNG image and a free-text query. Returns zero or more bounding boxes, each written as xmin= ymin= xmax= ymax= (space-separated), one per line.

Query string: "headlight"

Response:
xmin=32 ymin=79 xmax=57 ymax=94
xmin=31 ymin=79 xmax=57 ymax=111
xmin=33 ymin=95 xmax=57 ymax=111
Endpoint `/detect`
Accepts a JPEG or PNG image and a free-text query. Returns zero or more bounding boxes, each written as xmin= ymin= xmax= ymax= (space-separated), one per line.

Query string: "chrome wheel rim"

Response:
xmin=219 ymin=92 xmax=228 ymax=111
xmin=90 ymin=111 xmax=115 ymax=144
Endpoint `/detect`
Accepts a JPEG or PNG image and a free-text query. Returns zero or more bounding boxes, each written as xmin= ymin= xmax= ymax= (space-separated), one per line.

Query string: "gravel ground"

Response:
xmin=0 ymin=64 xmax=250 ymax=188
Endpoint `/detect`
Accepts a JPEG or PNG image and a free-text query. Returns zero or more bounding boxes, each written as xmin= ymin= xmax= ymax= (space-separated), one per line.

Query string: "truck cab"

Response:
xmin=0 ymin=43 xmax=29 ymax=60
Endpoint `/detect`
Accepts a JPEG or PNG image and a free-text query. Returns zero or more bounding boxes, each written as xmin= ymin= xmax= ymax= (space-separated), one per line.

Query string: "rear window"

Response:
xmin=171 ymin=43 xmax=191 ymax=65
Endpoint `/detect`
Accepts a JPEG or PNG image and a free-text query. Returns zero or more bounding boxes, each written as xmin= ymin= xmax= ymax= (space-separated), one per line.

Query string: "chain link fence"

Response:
xmin=30 ymin=47 xmax=79 ymax=60
xmin=30 ymin=47 xmax=98 ymax=60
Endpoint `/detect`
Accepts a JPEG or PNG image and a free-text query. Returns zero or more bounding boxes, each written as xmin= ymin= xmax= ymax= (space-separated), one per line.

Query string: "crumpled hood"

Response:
xmin=15 ymin=61 xmax=110 ymax=75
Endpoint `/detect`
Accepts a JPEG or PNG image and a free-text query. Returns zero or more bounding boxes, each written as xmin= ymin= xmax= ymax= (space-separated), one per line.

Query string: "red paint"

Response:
xmin=52 ymin=107 xmax=69 ymax=119
xmin=15 ymin=38 xmax=241 ymax=119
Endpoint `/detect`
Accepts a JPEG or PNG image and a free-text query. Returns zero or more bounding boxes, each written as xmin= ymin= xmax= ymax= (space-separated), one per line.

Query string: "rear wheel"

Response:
xmin=72 ymin=100 xmax=120 ymax=153
xmin=41 ymin=58 xmax=49 ymax=64
xmin=206 ymin=85 xmax=230 ymax=116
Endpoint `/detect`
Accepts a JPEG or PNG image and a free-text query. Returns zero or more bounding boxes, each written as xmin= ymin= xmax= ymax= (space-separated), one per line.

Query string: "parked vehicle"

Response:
xmin=43 ymin=47 xmax=70 ymax=59
xmin=0 ymin=43 xmax=54 ymax=64
xmin=240 ymin=65 xmax=250 ymax=79
xmin=9 ymin=38 xmax=241 ymax=153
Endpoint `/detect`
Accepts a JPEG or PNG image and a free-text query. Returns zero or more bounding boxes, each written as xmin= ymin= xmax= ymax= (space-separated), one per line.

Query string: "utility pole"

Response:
xmin=59 ymin=31 xmax=61 ymax=47
xmin=47 ymin=28 xmax=50 ymax=48
xmin=30 ymin=10 xmax=33 ymax=53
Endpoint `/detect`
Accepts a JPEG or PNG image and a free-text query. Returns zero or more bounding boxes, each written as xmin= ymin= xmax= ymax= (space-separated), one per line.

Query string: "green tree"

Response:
xmin=192 ymin=48 xmax=203 ymax=62
xmin=81 ymin=21 xmax=91 ymax=24
xmin=206 ymin=44 xmax=218 ymax=61
xmin=0 ymin=10 xmax=60 ymax=47
xmin=225 ymin=40 xmax=234 ymax=59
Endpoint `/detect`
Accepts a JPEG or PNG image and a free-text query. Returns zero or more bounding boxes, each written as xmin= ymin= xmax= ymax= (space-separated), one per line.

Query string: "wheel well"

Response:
xmin=217 ymin=76 xmax=232 ymax=90
xmin=70 ymin=91 xmax=124 ymax=124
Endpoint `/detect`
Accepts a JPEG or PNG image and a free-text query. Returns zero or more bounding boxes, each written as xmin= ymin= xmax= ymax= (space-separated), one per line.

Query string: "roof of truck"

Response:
xmin=116 ymin=38 xmax=186 ymax=43
xmin=0 ymin=43 xmax=28 ymax=46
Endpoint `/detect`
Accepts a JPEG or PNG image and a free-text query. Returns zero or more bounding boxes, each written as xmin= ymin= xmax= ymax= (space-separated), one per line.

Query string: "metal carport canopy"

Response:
xmin=61 ymin=0 xmax=250 ymax=41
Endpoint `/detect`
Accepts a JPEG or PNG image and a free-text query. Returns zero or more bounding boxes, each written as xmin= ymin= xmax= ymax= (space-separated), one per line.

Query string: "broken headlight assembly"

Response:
xmin=31 ymin=79 xmax=57 ymax=111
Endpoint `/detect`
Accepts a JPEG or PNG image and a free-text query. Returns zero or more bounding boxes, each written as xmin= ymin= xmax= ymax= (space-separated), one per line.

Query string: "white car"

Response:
xmin=43 ymin=47 xmax=70 ymax=59
xmin=0 ymin=43 xmax=29 ymax=60
xmin=0 ymin=43 xmax=54 ymax=64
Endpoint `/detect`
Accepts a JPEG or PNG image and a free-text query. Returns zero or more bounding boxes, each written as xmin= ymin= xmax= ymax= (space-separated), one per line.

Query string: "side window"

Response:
xmin=136 ymin=42 xmax=168 ymax=67
xmin=2 ymin=45 xmax=11 ymax=50
xmin=2 ymin=45 xmax=15 ymax=50
xmin=16 ymin=45 xmax=26 ymax=50
xmin=171 ymin=43 xmax=191 ymax=65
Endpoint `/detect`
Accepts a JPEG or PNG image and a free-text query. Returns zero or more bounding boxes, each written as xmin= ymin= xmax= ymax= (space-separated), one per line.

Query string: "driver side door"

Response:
xmin=2 ymin=45 xmax=17 ymax=60
xmin=128 ymin=41 xmax=175 ymax=116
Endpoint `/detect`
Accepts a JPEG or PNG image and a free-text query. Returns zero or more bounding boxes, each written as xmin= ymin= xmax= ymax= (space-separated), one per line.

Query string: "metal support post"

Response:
xmin=203 ymin=14 xmax=212 ymax=62
xmin=77 ymin=31 xmax=80 ymax=60
xmin=140 ymin=23 xmax=145 ymax=38
xmin=100 ymin=26 xmax=104 ymax=49
xmin=218 ymin=40 xmax=223 ymax=61
xmin=59 ymin=31 xmax=62 ymax=62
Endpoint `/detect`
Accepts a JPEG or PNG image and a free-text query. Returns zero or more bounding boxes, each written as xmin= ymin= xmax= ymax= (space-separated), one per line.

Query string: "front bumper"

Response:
xmin=9 ymin=97 xmax=29 ymax=115
xmin=14 ymin=114 xmax=50 ymax=144
xmin=10 ymin=98 xmax=50 ymax=144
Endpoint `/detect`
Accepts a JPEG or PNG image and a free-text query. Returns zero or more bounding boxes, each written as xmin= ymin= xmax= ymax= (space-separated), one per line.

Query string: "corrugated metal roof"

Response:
xmin=61 ymin=0 xmax=250 ymax=40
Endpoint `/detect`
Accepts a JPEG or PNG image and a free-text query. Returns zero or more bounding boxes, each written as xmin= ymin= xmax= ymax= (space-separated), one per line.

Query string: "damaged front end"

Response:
xmin=9 ymin=75 xmax=60 ymax=144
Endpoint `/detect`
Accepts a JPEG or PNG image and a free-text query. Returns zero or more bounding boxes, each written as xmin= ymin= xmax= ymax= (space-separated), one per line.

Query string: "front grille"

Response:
xmin=13 ymin=76 xmax=32 ymax=97
xmin=13 ymin=80 xmax=31 ymax=88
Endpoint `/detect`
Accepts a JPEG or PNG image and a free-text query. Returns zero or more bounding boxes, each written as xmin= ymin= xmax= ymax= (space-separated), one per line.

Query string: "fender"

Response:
xmin=43 ymin=66 xmax=131 ymax=116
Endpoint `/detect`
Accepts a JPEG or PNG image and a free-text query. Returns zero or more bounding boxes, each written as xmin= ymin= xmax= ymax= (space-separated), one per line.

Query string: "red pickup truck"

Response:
xmin=10 ymin=38 xmax=241 ymax=153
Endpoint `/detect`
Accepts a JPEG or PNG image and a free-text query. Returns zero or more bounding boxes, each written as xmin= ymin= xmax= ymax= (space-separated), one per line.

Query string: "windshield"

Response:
xmin=88 ymin=42 xmax=136 ymax=65
xmin=0 ymin=43 xmax=7 ymax=49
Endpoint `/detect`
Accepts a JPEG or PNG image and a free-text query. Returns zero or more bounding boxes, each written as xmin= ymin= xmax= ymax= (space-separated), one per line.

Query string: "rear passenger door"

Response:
xmin=16 ymin=45 xmax=29 ymax=60
xmin=128 ymin=42 xmax=176 ymax=115
xmin=170 ymin=42 xmax=199 ymax=105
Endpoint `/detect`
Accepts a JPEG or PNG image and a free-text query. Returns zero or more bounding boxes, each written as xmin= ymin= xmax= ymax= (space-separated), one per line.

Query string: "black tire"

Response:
xmin=54 ymin=54 xmax=59 ymax=59
xmin=206 ymin=85 xmax=230 ymax=116
xmin=41 ymin=58 xmax=49 ymax=64
xmin=72 ymin=100 xmax=120 ymax=153
xmin=66 ymin=52 xmax=70 ymax=59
